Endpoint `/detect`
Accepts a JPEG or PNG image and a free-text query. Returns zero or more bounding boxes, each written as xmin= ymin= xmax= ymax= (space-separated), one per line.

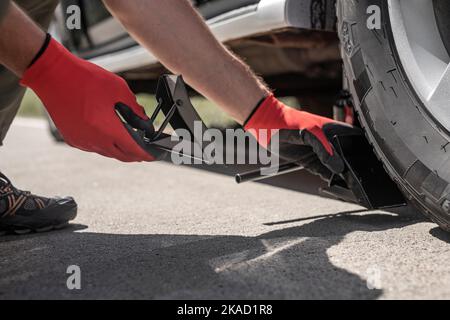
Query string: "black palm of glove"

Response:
xmin=244 ymin=95 xmax=363 ymax=181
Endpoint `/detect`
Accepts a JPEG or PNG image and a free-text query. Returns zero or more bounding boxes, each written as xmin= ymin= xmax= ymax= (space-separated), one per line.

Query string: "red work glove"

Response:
xmin=20 ymin=37 xmax=155 ymax=162
xmin=245 ymin=95 xmax=361 ymax=179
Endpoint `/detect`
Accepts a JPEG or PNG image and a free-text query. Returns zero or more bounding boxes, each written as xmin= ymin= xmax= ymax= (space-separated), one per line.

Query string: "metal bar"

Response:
xmin=149 ymin=98 xmax=163 ymax=123
xmin=151 ymin=103 xmax=177 ymax=142
xmin=235 ymin=162 xmax=305 ymax=184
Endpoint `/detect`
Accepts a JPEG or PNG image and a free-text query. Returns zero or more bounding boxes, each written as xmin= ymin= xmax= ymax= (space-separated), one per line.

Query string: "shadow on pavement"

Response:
xmin=177 ymin=162 xmax=426 ymax=219
xmin=429 ymin=227 xmax=450 ymax=243
xmin=179 ymin=162 xmax=328 ymax=196
xmin=0 ymin=212 xmax=422 ymax=300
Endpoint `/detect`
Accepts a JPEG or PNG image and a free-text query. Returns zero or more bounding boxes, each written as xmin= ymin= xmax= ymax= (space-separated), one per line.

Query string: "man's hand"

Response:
xmin=20 ymin=37 xmax=155 ymax=162
xmin=245 ymin=95 xmax=362 ymax=180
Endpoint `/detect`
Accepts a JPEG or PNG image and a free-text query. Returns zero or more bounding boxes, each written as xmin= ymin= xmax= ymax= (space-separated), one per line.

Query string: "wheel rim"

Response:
xmin=389 ymin=0 xmax=450 ymax=131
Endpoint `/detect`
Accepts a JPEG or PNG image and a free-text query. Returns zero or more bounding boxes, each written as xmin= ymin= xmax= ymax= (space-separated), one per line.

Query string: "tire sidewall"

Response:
xmin=337 ymin=0 xmax=450 ymax=229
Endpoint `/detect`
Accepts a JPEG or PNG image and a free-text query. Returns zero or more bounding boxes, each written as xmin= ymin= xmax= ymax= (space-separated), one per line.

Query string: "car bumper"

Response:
xmin=90 ymin=0 xmax=336 ymax=73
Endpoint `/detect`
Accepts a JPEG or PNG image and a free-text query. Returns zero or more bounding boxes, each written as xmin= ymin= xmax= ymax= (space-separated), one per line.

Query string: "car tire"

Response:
xmin=337 ymin=0 xmax=450 ymax=231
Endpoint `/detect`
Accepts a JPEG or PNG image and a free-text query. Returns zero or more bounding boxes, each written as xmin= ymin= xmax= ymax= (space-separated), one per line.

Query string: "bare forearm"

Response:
xmin=103 ymin=0 xmax=269 ymax=124
xmin=0 ymin=3 xmax=46 ymax=77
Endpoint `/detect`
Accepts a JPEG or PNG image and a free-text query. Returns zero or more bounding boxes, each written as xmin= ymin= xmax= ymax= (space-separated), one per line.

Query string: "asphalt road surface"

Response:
xmin=0 ymin=118 xmax=449 ymax=300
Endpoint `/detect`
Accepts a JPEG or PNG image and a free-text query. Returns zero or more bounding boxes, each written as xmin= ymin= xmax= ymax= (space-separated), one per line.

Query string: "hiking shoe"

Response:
xmin=0 ymin=173 xmax=77 ymax=235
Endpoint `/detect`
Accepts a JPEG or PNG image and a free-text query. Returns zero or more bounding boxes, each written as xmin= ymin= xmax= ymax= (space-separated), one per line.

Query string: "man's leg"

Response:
xmin=0 ymin=0 xmax=77 ymax=235
xmin=0 ymin=0 xmax=59 ymax=145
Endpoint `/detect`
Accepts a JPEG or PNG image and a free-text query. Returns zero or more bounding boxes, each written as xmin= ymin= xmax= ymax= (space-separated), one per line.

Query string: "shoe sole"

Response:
xmin=0 ymin=200 xmax=77 ymax=236
xmin=0 ymin=222 xmax=70 ymax=236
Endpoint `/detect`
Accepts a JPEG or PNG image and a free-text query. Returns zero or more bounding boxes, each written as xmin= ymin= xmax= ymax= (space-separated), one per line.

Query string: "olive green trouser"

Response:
xmin=0 ymin=0 xmax=59 ymax=145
